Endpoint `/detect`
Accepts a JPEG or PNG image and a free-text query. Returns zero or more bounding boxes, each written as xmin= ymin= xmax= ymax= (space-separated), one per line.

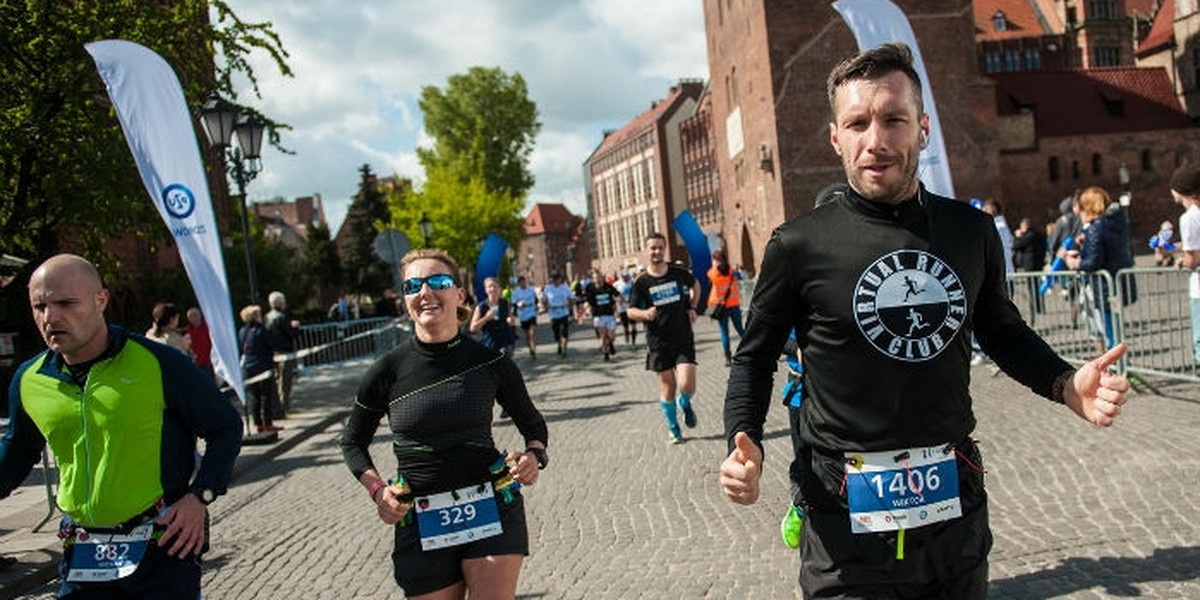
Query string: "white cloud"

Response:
xmin=222 ymin=0 xmax=708 ymax=235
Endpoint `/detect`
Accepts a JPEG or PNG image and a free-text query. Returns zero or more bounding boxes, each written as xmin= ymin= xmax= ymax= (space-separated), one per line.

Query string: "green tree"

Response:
xmin=340 ymin=164 xmax=392 ymax=295
xmin=0 ymin=0 xmax=290 ymax=263
xmin=300 ymin=221 xmax=341 ymax=317
xmin=387 ymin=66 xmax=539 ymax=270
xmin=387 ymin=165 xmax=525 ymax=270
xmin=0 ymin=0 xmax=290 ymax=357
xmin=417 ymin=66 xmax=541 ymax=199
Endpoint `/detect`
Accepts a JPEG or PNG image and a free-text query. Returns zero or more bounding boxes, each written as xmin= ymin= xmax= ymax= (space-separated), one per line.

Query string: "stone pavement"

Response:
xmin=5 ymin=317 xmax=1200 ymax=599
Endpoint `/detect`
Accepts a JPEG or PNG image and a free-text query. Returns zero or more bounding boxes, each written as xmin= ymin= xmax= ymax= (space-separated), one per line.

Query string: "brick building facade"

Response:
xmin=702 ymin=0 xmax=1000 ymax=273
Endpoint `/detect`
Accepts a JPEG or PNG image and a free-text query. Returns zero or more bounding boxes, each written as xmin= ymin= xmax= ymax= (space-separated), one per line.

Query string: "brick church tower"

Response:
xmin=703 ymin=0 xmax=1000 ymax=272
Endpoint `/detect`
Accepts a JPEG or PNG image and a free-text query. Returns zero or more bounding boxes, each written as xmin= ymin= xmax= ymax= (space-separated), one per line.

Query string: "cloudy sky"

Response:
xmin=220 ymin=1 xmax=710 ymax=235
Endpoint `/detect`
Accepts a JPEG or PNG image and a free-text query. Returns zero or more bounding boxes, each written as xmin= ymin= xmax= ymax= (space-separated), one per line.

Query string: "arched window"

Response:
xmin=993 ymin=10 xmax=1007 ymax=32
xmin=1048 ymin=156 xmax=1060 ymax=181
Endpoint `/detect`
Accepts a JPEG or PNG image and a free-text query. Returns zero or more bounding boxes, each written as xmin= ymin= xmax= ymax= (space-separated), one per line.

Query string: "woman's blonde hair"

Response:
xmin=398 ymin=248 xmax=470 ymax=323
xmin=239 ymin=305 xmax=262 ymax=323
xmin=1077 ymin=186 xmax=1110 ymax=222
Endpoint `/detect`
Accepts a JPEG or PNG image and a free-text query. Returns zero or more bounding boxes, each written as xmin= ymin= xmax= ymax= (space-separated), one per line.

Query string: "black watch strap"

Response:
xmin=190 ymin=486 xmax=216 ymax=505
xmin=526 ymin=447 xmax=548 ymax=470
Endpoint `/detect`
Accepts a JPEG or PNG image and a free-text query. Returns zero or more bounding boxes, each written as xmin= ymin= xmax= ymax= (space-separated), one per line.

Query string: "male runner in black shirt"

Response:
xmin=719 ymin=42 xmax=1130 ymax=598
xmin=628 ymin=233 xmax=701 ymax=444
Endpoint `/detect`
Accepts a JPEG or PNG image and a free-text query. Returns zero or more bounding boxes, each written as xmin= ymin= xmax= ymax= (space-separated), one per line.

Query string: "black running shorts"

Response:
xmin=645 ymin=341 xmax=696 ymax=372
xmin=391 ymin=493 xmax=529 ymax=596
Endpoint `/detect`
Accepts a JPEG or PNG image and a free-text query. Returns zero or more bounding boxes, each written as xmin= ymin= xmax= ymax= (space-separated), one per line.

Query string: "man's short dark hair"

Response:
xmin=827 ymin=42 xmax=924 ymax=115
xmin=645 ymin=232 xmax=667 ymax=245
xmin=1170 ymin=162 xmax=1200 ymax=197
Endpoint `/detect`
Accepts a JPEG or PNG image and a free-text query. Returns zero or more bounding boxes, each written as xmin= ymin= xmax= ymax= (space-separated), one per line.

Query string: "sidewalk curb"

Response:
xmin=229 ymin=409 xmax=350 ymax=481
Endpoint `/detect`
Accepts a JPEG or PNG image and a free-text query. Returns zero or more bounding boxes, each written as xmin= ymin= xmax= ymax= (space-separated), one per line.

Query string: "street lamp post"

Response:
xmin=200 ymin=95 xmax=266 ymax=305
xmin=1118 ymin=163 xmax=1132 ymax=208
xmin=419 ymin=213 xmax=434 ymax=248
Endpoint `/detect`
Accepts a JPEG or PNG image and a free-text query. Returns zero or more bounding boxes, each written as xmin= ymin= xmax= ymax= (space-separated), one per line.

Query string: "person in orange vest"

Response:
xmin=706 ymin=249 xmax=745 ymax=367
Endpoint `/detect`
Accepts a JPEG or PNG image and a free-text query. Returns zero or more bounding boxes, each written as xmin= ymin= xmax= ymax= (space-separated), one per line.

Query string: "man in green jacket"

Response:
xmin=0 ymin=254 xmax=242 ymax=598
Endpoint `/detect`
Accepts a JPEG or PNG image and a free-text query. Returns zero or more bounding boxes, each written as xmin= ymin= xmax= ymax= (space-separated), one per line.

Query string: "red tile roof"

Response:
xmin=974 ymin=0 xmax=1053 ymax=41
xmin=992 ymin=67 xmax=1193 ymax=136
xmin=524 ymin=203 xmax=578 ymax=236
xmin=1137 ymin=0 xmax=1174 ymax=57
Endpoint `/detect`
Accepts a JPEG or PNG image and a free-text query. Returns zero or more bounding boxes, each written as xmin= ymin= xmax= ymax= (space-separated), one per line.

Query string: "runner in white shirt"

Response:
xmin=541 ymin=273 xmax=575 ymax=358
xmin=511 ymin=276 xmax=540 ymax=360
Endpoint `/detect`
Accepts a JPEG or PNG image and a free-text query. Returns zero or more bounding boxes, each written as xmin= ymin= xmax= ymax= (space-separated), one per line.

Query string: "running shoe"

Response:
xmin=668 ymin=425 xmax=684 ymax=444
xmin=781 ymin=504 xmax=803 ymax=549
xmin=681 ymin=404 xmax=697 ymax=428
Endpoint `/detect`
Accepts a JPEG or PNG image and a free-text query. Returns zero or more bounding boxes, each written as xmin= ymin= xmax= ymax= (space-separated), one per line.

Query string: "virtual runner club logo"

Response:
xmin=853 ymin=249 xmax=966 ymax=362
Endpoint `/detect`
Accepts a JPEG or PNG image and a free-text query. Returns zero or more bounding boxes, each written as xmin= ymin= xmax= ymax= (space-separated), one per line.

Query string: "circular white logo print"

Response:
xmin=162 ymin=184 xmax=196 ymax=219
xmin=853 ymin=249 xmax=967 ymax=362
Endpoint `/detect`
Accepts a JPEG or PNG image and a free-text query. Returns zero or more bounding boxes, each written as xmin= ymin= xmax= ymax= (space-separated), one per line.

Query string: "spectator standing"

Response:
xmin=1064 ymin=187 xmax=1135 ymax=352
xmin=265 ymin=291 xmax=301 ymax=418
xmin=238 ymin=305 xmax=281 ymax=433
xmin=1169 ymin=164 xmax=1200 ymax=368
xmin=1 ymin=254 xmax=241 ymax=598
xmin=185 ymin=306 xmax=216 ymax=383
xmin=376 ymin=288 xmax=401 ymax=317
xmin=719 ymin=43 xmax=1130 ymax=598
xmin=145 ymin=302 xmax=189 ymax=355
xmin=1012 ymin=216 xmax=1048 ymax=316
xmin=1049 ymin=193 xmax=1083 ymax=260
xmin=628 ymin=232 xmax=700 ymax=444
xmin=706 ymin=249 xmax=745 ymax=367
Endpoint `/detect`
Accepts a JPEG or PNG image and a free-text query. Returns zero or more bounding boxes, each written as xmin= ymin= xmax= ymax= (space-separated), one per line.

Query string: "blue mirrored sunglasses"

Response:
xmin=402 ymin=273 xmax=456 ymax=295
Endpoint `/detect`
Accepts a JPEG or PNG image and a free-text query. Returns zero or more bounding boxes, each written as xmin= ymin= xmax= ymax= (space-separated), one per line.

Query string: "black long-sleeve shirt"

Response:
xmin=724 ymin=186 xmax=1070 ymax=456
xmin=341 ymin=332 xmax=548 ymax=495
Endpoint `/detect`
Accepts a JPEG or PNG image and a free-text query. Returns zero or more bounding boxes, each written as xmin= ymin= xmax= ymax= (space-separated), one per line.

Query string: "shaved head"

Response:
xmin=28 ymin=254 xmax=110 ymax=364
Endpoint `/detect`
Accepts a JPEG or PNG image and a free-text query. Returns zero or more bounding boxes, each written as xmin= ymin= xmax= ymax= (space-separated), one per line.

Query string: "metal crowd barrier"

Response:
xmin=287 ymin=317 xmax=410 ymax=368
xmin=1009 ymin=267 xmax=1198 ymax=384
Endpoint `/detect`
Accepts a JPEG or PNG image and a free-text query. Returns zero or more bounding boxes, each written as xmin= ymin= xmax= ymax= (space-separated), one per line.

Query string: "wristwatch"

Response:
xmin=191 ymin=486 xmax=216 ymax=505
xmin=526 ymin=446 xmax=549 ymax=470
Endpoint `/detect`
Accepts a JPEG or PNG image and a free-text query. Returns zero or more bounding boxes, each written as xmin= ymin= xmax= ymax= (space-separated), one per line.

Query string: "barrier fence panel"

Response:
xmin=1008 ymin=270 xmax=1121 ymax=369
xmin=291 ymin=317 xmax=410 ymax=368
xmin=1113 ymin=267 xmax=1199 ymax=383
xmin=1010 ymin=267 xmax=1199 ymax=384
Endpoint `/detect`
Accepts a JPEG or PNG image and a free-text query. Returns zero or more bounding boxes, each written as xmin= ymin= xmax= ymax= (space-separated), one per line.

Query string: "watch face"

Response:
xmin=201 ymin=489 xmax=215 ymax=504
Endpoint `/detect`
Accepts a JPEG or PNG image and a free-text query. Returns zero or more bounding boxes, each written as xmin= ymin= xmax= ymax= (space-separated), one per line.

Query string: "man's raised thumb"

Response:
xmin=733 ymin=432 xmax=756 ymax=464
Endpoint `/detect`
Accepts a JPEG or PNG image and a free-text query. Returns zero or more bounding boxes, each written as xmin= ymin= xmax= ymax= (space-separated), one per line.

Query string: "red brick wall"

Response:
xmin=705 ymin=0 xmax=1002 ymax=272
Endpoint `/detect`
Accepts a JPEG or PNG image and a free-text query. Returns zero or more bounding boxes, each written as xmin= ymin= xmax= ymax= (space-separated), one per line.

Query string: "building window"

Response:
xmin=1093 ymin=46 xmax=1120 ymax=67
xmin=1071 ymin=160 xmax=1080 ymax=181
xmin=985 ymin=51 xmax=1002 ymax=73
xmin=993 ymin=10 xmax=1007 ymax=32
xmin=1092 ymin=153 xmax=1102 ymax=176
xmin=1193 ymin=47 xmax=1200 ymax=90
xmin=1088 ymin=0 xmax=1118 ymax=20
xmin=1049 ymin=156 xmax=1060 ymax=181
xmin=1024 ymin=48 xmax=1041 ymax=70
xmin=1141 ymin=149 xmax=1152 ymax=171
xmin=1005 ymin=50 xmax=1022 ymax=71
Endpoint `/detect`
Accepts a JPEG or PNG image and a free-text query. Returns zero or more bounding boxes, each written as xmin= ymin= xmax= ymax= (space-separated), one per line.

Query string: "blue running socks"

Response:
xmin=677 ymin=391 xmax=696 ymax=428
xmin=659 ymin=399 xmax=679 ymax=429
